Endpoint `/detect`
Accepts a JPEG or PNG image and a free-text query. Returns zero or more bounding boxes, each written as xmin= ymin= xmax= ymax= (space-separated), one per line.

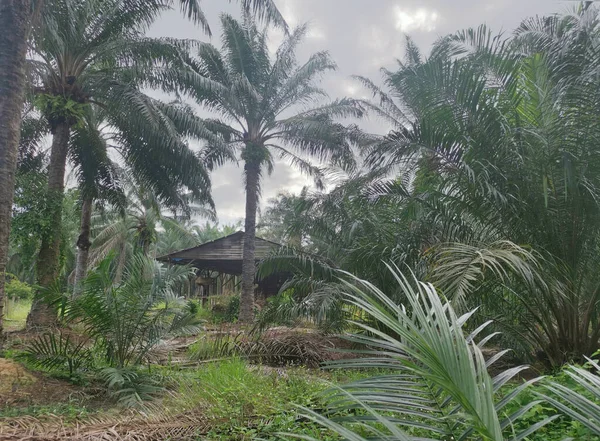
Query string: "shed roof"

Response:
xmin=156 ymin=231 xmax=281 ymax=275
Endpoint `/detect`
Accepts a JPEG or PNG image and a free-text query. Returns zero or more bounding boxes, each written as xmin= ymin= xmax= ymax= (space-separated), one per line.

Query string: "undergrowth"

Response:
xmin=152 ymin=359 xmax=377 ymax=440
xmin=1 ymin=356 xmax=598 ymax=440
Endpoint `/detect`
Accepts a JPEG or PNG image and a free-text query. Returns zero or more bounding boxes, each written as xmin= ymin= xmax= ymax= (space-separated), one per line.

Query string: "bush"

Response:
xmin=23 ymin=255 xmax=201 ymax=406
xmin=210 ymin=295 xmax=240 ymax=323
xmin=5 ymin=276 xmax=33 ymax=300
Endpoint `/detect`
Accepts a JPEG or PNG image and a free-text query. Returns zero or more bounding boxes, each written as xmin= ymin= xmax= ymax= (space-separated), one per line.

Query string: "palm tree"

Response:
xmin=256 ymin=170 xmax=423 ymax=332
xmin=156 ymin=220 xmax=241 ymax=256
xmin=0 ymin=0 xmax=285 ymax=335
xmin=184 ymin=13 xmax=361 ymax=321
xmin=258 ymin=190 xmax=308 ymax=246
xmin=90 ymin=183 xmax=168 ymax=283
xmin=89 ymin=177 xmax=215 ymax=281
xmin=274 ymin=267 xmax=600 ymax=440
xmin=69 ymin=101 xmax=222 ymax=295
xmin=280 ymin=268 xmax=556 ymax=441
xmin=0 ymin=0 xmax=196 ymax=339
xmin=0 ymin=0 xmax=39 ymax=339
xmin=25 ymin=0 xmax=217 ymax=328
xmin=351 ymin=6 xmax=600 ymax=365
xmin=68 ymin=114 xmax=125 ymax=295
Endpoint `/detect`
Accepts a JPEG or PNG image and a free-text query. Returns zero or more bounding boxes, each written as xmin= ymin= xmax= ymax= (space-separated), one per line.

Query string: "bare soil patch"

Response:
xmin=0 ymin=358 xmax=81 ymax=409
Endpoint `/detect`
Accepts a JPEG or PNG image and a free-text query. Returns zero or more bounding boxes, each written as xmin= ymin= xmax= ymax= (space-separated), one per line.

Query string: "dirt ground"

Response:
xmin=0 ymin=358 xmax=83 ymax=409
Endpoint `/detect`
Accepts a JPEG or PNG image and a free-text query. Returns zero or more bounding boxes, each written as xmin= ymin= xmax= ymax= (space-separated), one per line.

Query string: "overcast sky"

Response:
xmin=149 ymin=0 xmax=570 ymax=225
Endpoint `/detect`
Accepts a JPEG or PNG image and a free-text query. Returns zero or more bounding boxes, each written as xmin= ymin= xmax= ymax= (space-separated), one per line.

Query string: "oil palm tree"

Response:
xmin=351 ymin=5 xmax=600 ymax=365
xmin=184 ymin=12 xmax=362 ymax=321
xmin=0 ymin=0 xmax=41 ymax=339
xmin=69 ymin=102 xmax=220 ymax=295
xmin=0 ymin=0 xmax=198 ymax=338
xmin=0 ymin=0 xmax=285 ymax=334
xmin=89 ymin=178 xmax=212 ymax=284
xmin=69 ymin=114 xmax=125 ymax=295
xmin=25 ymin=0 xmax=219 ymax=328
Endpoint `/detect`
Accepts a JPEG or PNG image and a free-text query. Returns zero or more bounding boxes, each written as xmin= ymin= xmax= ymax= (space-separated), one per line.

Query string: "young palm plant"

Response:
xmin=184 ymin=13 xmax=362 ymax=321
xmin=68 ymin=254 xmax=199 ymax=369
xmin=25 ymin=253 xmax=200 ymax=405
xmin=539 ymin=358 xmax=600 ymax=437
xmin=282 ymin=267 xmax=556 ymax=441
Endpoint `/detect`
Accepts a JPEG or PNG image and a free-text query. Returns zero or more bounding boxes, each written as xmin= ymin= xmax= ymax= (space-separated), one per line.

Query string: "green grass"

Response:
xmin=151 ymin=359 xmax=381 ymax=440
xmin=2 ymin=349 xmax=595 ymax=441
xmin=503 ymin=369 xmax=600 ymax=441
xmin=153 ymin=359 xmax=600 ymax=441
xmin=3 ymin=299 xmax=31 ymax=331
xmin=0 ymin=401 xmax=93 ymax=421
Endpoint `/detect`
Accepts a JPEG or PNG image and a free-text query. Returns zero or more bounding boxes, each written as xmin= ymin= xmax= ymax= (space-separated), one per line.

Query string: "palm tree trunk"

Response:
xmin=73 ymin=195 xmax=93 ymax=296
xmin=27 ymin=122 xmax=71 ymax=329
xmin=240 ymin=160 xmax=260 ymax=323
xmin=0 ymin=0 xmax=36 ymax=339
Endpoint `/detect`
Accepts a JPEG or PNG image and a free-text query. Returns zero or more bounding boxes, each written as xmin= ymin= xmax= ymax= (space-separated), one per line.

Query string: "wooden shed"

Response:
xmin=157 ymin=231 xmax=286 ymax=301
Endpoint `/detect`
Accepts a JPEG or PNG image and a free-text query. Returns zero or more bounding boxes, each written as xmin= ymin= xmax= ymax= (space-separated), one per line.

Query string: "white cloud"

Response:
xmin=307 ymin=27 xmax=326 ymax=40
xmin=345 ymin=83 xmax=358 ymax=96
xmin=393 ymin=6 xmax=440 ymax=33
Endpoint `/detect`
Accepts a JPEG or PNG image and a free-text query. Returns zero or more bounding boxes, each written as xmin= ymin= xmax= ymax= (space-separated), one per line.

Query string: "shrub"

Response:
xmin=5 ymin=276 xmax=33 ymax=300
xmin=279 ymin=268 xmax=559 ymax=441
xmin=210 ymin=295 xmax=240 ymax=323
xmin=24 ymin=255 xmax=201 ymax=405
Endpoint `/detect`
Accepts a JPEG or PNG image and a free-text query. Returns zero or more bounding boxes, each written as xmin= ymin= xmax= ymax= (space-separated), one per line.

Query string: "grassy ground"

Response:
xmin=0 ymin=356 xmax=367 ymax=440
xmin=0 ymin=330 xmax=597 ymax=440
xmin=3 ymin=299 xmax=30 ymax=331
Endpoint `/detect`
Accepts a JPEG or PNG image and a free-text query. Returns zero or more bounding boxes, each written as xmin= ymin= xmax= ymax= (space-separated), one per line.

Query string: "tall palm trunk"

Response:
xmin=73 ymin=195 xmax=93 ymax=296
xmin=27 ymin=122 xmax=70 ymax=329
xmin=0 ymin=0 xmax=36 ymax=339
xmin=240 ymin=160 xmax=260 ymax=322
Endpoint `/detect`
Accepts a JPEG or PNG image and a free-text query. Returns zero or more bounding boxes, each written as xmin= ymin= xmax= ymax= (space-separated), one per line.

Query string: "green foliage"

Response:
xmin=209 ymin=295 xmax=240 ymax=324
xmin=21 ymin=332 xmax=93 ymax=377
xmin=33 ymin=94 xmax=88 ymax=127
xmin=538 ymin=358 xmax=600 ymax=438
xmin=4 ymin=276 xmax=33 ymax=300
xmin=63 ymin=254 xmax=200 ymax=368
xmin=0 ymin=401 xmax=93 ymax=421
xmin=185 ymin=12 xmax=360 ymax=177
xmin=224 ymin=295 xmax=240 ymax=322
xmin=166 ymin=359 xmax=334 ymax=439
xmin=261 ymin=5 xmax=600 ymax=366
xmin=10 ymin=160 xmax=48 ymax=283
xmin=21 ymin=255 xmax=200 ymax=405
xmin=186 ymin=299 xmax=200 ymax=315
xmin=99 ymin=367 xmax=162 ymax=407
xmin=503 ymin=377 xmax=599 ymax=441
xmin=276 ymin=267 xmax=557 ymax=441
xmin=258 ymin=190 xmax=308 ymax=245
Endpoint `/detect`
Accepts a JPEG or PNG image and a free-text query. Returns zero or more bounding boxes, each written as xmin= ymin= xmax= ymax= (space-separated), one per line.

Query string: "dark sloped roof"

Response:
xmin=156 ymin=231 xmax=281 ymax=274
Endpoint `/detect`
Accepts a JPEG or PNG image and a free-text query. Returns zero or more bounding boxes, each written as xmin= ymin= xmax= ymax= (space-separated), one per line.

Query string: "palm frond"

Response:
xmin=283 ymin=267 xmax=554 ymax=441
